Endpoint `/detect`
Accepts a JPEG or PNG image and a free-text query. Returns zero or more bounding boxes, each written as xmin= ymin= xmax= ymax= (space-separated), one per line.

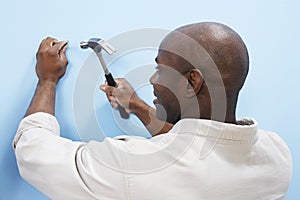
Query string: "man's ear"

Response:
xmin=185 ymin=69 xmax=203 ymax=98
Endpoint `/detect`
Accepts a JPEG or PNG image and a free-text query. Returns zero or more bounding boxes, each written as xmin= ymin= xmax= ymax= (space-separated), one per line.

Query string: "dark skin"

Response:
xmin=99 ymin=78 xmax=174 ymax=136
xmin=101 ymin=22 xmax=249 ymax=134
xmin=25 ymin=37 xmax=68 ymax=117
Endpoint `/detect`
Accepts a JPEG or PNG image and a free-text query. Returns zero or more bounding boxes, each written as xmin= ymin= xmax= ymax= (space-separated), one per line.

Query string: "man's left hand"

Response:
xmin=35 ymin=37 xmax=68 ymax=84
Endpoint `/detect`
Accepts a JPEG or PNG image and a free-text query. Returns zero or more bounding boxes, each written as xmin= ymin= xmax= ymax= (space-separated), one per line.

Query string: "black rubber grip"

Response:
xmin=105 ymin=73 xmax=130 ymax=119
xmin=105 ymin=73 xmax=116 ymax=87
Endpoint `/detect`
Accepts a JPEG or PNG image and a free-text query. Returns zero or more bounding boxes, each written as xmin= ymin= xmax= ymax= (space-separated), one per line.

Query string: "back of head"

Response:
xmin=158 ymin=22 xmax=249 ymax=123
xmin=161 ymin=22 xmax=249 ymax=93
xmin=175 ymin=22 xmax=249 ymax=93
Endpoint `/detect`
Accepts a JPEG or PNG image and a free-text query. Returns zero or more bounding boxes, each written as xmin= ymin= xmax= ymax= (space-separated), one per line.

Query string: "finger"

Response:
xmin=99 ymin=84 xmax=107 ymax=92
xmin=60 ymin=42 xmax=68 ymax=54
xmin=125 ymin=108 xmax=131 ymax=113
xmin=99 ymin=84 xmax=118 ymax=100
xmin=114 ymin=78 xmax=131 ymax=89
xmin=59 ymin=41 xmax=68 ymax=64
xmin=38 ymin=37 xmax=58 ymax=52
xmin=54 ymin=40 xmax=68 ymax=51
xmin=114 ymin=78 xmax=122 ymax=86
xmin=100 ymin=85 xmax=110 ymax=98
xmin=53 ymin=40 xmax=68 ymax=55
xmin=110 ymin=102 xmax=118 ymax=109
xmin=50 ymin=39 xmax=59 ymax=46
xmin=45 ymin=36 xmax=57 ymax=42
xmin=103 ymin=84 xmax=116 ymax=95
xmin=105 ymin=92 xmax=111 ymax=101
xmin=108 ymin=96 xmax=117 ymax=103
xmin=44 ymin=37 xmax=58 ymax=47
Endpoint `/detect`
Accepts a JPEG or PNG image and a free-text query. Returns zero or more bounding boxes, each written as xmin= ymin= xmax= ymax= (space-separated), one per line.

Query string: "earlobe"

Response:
xmin=185 ymin=69 xmax=203 ymax=98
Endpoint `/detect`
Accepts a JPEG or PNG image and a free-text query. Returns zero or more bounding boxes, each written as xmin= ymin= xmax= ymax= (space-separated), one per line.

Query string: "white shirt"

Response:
xmin=13 ymin=112 xmax=292 ymax=200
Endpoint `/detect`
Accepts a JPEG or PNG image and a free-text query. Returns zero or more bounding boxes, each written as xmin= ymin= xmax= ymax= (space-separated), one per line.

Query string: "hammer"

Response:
xmin=80 ymin=38 xmax=130 ymax=119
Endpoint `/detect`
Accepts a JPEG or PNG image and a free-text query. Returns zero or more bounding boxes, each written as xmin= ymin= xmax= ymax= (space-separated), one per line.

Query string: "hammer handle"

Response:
xmin=105 ymin=73 xmax=130 ymax=119
xmin=105 ymin=73 xmax=117 ymax=87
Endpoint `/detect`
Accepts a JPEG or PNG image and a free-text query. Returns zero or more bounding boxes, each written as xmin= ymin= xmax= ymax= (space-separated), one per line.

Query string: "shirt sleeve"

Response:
xmin=12 ymin=112 xmax=100 ymax=200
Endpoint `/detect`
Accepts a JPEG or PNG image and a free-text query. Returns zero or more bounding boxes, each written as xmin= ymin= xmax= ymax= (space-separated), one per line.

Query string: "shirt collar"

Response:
xmin=168 ymin=118 xmax=258 ymax=144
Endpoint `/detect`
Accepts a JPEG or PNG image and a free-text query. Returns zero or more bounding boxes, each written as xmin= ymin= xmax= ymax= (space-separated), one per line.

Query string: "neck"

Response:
xmin=200 ymin=103 xmax=236 ymax=124
xmin=181 ymin=93 xmax=237 ymax=124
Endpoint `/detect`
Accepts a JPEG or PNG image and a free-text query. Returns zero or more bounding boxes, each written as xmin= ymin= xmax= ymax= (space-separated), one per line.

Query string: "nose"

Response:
xmin=149 ymin=71 xmax=158 ymax=85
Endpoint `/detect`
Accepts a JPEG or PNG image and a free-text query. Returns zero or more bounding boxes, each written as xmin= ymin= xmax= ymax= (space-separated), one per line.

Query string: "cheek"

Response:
xmin=159 ymin=87 xmax=180 ymax=107
xmin=154 ymin=79 xmax=180 ymax=95
xmin=152 ymin=72 xmax=177 ymax=88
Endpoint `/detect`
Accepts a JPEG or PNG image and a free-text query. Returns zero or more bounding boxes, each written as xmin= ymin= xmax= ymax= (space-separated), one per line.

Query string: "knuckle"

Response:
xmin=46 ymin=36 xmax=54 ymax=40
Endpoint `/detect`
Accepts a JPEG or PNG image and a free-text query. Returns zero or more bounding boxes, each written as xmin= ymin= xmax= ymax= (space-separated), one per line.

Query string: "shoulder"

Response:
xmin=257 ymin=129 xmax=291 ymax=155
xmin=255 ymin=129 xmax=292 ymax=174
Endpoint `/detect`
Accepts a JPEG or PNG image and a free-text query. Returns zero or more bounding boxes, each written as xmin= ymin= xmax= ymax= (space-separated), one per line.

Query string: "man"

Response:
xmin=13 ymin=22 xmax=292 ymax=200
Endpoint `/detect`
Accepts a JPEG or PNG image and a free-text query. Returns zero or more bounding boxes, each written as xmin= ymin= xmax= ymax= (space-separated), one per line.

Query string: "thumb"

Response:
xmin=60 ymin=42 xmax=68 ymax=55
xmin=100 ymin=84 xmax=117 ymax=95
xmin=55 ymin=40 xmax=68 ymax=57
xmin=58 ymin=41 xmax=68 ymax=64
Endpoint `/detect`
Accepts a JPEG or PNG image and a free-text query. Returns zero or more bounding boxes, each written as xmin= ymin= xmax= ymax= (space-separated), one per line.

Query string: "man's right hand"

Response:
xmin=36 ymin=37 xmax=68 ymax=84
xmin=99 ymin=78 xmax=142 ymax=113
xmin=100 ymin=78 xmax=174 ymax=136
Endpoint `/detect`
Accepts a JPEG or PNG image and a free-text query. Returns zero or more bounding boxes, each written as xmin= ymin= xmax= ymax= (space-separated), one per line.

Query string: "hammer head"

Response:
xmin=80 ymin=38 xmax=116 ymax=55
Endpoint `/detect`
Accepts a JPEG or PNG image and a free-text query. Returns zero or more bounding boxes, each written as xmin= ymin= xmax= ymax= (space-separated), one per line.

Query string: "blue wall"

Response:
xmin=0 ymin=0 xmax=299 ymax=199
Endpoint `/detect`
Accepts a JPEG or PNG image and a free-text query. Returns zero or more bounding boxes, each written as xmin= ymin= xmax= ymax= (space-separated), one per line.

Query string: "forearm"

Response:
xmin=131 ymin=100 xmax=173 ymax=137
xmin=25 ymin=80 xmax=57 ymax=117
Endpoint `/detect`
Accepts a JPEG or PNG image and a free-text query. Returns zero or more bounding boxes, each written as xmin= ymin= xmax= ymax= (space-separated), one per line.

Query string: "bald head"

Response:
xmin=177 ymin=22 xmax=249 ymax=91
xmin=160 ymin=22 xmax=249 ymax=93
xmin=156 ymin=22 xmax=249 ymax=123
